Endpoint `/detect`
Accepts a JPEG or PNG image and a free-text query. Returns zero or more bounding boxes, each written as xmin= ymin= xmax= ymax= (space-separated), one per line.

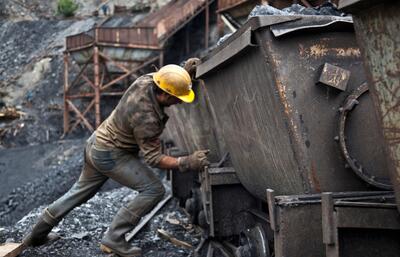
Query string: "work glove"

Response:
xmin=183 ymin=58 xmax=201 ymax=79
xmin=178 ymin=150 xmax=210 ymax=172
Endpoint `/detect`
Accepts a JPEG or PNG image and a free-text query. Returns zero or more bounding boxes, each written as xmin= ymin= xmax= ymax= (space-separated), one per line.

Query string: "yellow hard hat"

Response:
xmin=153 ymin=64 xmax=195 ymax=103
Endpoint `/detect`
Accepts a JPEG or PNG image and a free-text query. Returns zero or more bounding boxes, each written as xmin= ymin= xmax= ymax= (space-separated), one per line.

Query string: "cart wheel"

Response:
xmin=237 ymin=224 xmax=270 ymax=257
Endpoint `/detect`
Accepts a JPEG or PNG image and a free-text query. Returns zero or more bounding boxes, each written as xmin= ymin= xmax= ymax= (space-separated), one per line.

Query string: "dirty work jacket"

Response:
xmin=95 ymin=74 xmax=168 ymax=167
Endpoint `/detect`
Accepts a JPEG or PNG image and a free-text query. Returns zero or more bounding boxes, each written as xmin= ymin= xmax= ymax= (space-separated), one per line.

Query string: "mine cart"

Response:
xmin=164 ymin=15 xmax=400 ymax=257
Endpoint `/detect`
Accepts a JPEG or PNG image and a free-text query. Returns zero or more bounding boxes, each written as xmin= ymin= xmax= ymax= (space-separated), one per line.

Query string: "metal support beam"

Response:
xmin=159 ymin=51 xmax=164 ymax=68
xmin=63 ymin=53 xmax=69 ymax=135
xmin=68 ymin=55 xmax=93 ymax=92
xmin=205 ymin=0 xmax=209 ymax=49
xmin=321 ymin=193 xmax=339 ymax=257
xmin=69 ymin=99 xmax=95 ymax=133
xmin=94 ymin=46 xmax=101 ymax=128
xmin=101 ymin=55 xmax=160 ymax=91
xmin=66 ymin=100 xmax=95 ymax=132
xmin=63 ymin=48 xmax=161 ymax=135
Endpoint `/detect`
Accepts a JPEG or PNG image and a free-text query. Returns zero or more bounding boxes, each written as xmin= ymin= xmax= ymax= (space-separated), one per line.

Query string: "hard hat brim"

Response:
xmin=177 ymin=89 xmax=195 ymax=103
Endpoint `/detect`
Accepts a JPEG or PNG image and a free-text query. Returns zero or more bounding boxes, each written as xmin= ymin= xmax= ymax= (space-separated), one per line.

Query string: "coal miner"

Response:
xmin=22 ymin=60 xmax=208 ymax=257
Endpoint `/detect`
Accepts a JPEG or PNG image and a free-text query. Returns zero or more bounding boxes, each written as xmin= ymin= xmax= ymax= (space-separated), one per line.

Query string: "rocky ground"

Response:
xmin=1 ymin=187 xmax=202 ymax=257
xmin=0 ymin=138 xmax=204 ymax=257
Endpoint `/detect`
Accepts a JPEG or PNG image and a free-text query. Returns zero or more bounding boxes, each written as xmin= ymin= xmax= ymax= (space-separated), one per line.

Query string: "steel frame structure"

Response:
xmin=63 ymin=0 xmax=212 ymax=135
xmin=63 ymin=45 xmax=162 ymax=135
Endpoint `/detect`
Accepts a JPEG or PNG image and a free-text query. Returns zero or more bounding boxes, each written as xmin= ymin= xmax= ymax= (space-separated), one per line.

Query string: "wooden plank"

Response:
xmin=0 ymin=243 xmax=24 ymax=257
xmin=126 ymin=191 xmax=172 ymax=241
xmin=157 ymin=229 xmax=193 ymax=249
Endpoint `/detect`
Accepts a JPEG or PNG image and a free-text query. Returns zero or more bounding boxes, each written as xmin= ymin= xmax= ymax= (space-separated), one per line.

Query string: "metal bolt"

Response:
xmin=334 ymin=136 xmax=339 ymax=141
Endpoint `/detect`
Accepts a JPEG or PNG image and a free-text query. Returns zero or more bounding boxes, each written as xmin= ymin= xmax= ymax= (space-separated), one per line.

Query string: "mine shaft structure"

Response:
xmin=63 ymin=0 xmax=212 ymax=135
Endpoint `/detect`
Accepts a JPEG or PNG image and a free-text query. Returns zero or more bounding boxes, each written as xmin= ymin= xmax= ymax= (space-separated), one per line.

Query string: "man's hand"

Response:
xmin=183 ymin=58 xmax=201 ymax=79
xmin=178 ymin=150 xmax=210 ymax=172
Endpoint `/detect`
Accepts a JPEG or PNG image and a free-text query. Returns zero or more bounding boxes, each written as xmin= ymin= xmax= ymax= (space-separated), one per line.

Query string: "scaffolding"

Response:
xmin=63 ymin=0 xmax=211 ymax=135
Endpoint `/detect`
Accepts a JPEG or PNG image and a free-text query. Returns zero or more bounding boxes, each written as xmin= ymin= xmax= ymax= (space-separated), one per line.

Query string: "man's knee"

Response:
xmin=145 ymin=181 xmax=165 ymax=200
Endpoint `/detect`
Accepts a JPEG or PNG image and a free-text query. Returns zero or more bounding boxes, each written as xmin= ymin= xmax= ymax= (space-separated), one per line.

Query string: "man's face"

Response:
xmin=159 ymin=93 xmax=182 ymax=107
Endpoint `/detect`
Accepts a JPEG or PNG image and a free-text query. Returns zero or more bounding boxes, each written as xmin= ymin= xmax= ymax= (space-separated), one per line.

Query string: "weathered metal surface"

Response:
xmin=184 ymin=16 xmax=390 ymax=199
xmin=137 ymin=0 xmax=209 ymax=41
xmin=321 ymin=192 xmax=400 ymax=257
xmin=208 ymin=167 xmax=240 ymax=185
xmin=339 ymin=0 xmax=400 ymax=212
xmin=198 ymin=167 xmax=258 ymax=237
xmin=66 ymin=31 xmax=94 ymax=51
xmin=318 ymin=63 xmax=350 ymax=91
xmin=338 ymin=83 xmax=392 ymax=189
xmin=164 ymin=80 xmax=227 ymax=163
xmin=66 ymin=27 xmax=159 ymax=51
xmin=165 ymin=17 xmax=298 ymax=162
xmin=96 ymin=27 xmax=158 ymax=47
xmin=196 ymin=27 xmax=253 ymax=77
xmin=66 ymin=0 xmax=209 ymax=55
xmin=273 ymin=197 xmax=324 ymax=257
xmin=338 ymin=0 xmax=382 ymax=12
xmin=267 ymin=191 xmax=397 ymax=257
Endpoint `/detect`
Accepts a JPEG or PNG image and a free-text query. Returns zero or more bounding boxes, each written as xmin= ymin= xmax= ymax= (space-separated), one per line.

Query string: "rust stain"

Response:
xmin=300 ymin=44 xmax=361 ymax=58
xmin=276 ymin=78 xmax=304 ymax=156
xmin=276 ymin=79 xmax=292 ymax=118
xmin=309 ymin=161 xmax=321 ymax=193
xmin=335 ymin=47 xmax=361 ymax=57
xmin=309 ymin=44 xmax=328 ymax=57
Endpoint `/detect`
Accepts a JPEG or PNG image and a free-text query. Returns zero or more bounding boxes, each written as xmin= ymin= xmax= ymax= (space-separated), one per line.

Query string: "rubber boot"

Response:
xmin=100 ymin=207 xmax=142 ymax=257
xmin=22 ymin=208 xmax=60 ymax=247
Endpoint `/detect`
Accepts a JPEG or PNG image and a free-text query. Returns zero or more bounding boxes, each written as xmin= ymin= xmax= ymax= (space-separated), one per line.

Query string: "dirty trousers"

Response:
xmin=46 ymin=136 xmax=165 ymax=224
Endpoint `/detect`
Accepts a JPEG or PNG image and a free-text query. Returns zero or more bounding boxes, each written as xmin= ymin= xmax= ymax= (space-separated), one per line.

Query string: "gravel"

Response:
xmin=0 ymin=187 xmax=201 ymax=257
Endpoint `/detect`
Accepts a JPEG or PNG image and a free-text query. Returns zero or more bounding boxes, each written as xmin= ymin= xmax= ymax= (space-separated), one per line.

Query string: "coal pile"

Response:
xmin=248 ymin=3 xmax=347 ymax=18
xmin=0 ymin=18 xmax=97 ymax=148
xmin=1 ymin=186 xmax=201 ymax=257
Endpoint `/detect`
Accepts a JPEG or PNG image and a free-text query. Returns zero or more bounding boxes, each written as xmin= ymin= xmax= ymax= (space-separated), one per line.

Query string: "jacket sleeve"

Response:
xmin=132 ymin=112 xmax=166 ymax=167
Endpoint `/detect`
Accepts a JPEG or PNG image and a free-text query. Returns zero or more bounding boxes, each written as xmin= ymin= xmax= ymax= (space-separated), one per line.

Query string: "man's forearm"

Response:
xmin=157 ymin=155 xmax=179 ymax=170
